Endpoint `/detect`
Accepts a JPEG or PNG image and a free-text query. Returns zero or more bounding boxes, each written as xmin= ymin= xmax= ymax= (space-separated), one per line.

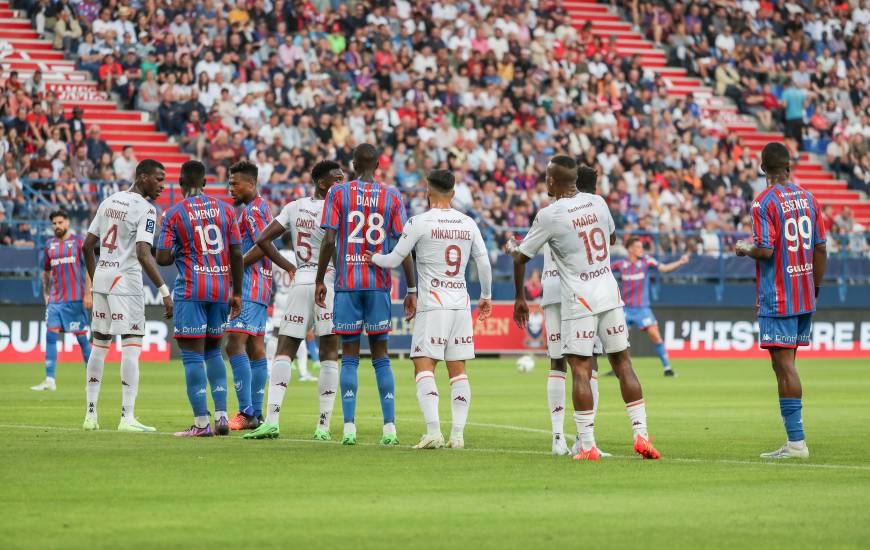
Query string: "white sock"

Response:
xmin=626 ymin=399 xmax=648 ymax=438
xmin=266 ymin=355 xmax=292 ymax=425
xmin=317 ymin=360 xmax=339 ymax=431
xmin=450 ymin=374 xmax=470 ymax=439
xmin=215 ymin=410 xmax=228 ymax=421
xmin=85 ymin=340 xmax=110 ymax=420
xmin=344 ymin=422 xmax=356 ymax=435
xmin=591 ymin=371 xmax=600 ymax=416
xmin=574 ymin=410 xmax=596 ymax=451
xmin=120 ymin=340 xmax=142 ymax=422
xmin=547 ymin=370 xmax=567 ymax=436
xmin=383 ymin=422 xmax=396 ymax=436
xmin=296 ymin=342 xmax=309 ymax=377
xmin=266 ymin=333 xmax=277 ymax=362
xmin=195 ymin=415 xmax=210 ymax=428
xmin=415 ymin=371 xmax=440 ymax=437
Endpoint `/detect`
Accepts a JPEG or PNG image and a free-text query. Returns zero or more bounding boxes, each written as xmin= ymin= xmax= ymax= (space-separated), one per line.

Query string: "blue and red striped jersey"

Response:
xmin=321 ymin=179 xmax=407 ymax=291
xmin=238 ymin=195 xmax=273 ymax=305
xmin=43 ymin=234 xmax=86 ymax=303
xmin=751 ymin=183 xmax=825 ymax=317
xmin=157 ymin=194 xmax=242 ymax=303
xmin=611 ymin=256 xmax=658 ymax=308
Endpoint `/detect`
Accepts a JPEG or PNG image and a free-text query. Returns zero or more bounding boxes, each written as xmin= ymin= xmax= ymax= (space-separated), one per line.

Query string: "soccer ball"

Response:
xmin=516 ymin=355 xmax=535 ymax=373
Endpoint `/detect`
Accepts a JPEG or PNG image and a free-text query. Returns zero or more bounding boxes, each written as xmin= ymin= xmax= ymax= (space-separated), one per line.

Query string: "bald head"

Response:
xmin=353 ymin=143 xmax=379 ymax=173
xmin=547 ymin=155 xmax=578 ymax=190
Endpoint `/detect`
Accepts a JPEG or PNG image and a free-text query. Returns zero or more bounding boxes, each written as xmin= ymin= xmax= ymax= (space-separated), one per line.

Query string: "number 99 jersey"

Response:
xmin=275 ymin=196 xmax=331 ymax=285
xmin=751 ymin=183 xmax=825 ymax=317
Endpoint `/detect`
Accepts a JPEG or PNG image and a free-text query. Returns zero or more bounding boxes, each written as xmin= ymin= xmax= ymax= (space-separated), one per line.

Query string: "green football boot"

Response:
xmin=243 ymin=422 xmax=280 ymax=439
xmin=380 ymin=433 xmax=399 ymax=446
xmin=313 ymin=429 xmax=331 ymax=441
xmin=341 ymin=432 xmax=357 ymax=445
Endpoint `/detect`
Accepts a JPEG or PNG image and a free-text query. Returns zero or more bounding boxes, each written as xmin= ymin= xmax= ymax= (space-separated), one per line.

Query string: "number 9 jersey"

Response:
xmin=751 ymin=183 xmax=825 ymax=317
xmin=320 ymin=179 xmax=406 ymax=291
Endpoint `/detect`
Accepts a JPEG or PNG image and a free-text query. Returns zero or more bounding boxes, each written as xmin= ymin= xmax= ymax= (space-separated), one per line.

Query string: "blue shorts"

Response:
xmin=46 ymin=301 xmax=89 ymax=334
xmin=758 ymin=314 xmax=813 ymax=349
xmin=624 ymin=306 xmax=657 ymax=330
xmin=174 ymin=300 xmax=229 ymax=339
xmin=225 ymin=301 xmax=268 ymax=337
xmin=332 ymin=290 xmax=391 ymax=336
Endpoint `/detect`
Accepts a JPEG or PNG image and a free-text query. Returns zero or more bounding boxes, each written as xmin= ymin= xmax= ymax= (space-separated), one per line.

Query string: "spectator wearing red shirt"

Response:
xmin=97 ymin=54 xmax=123 ymax=92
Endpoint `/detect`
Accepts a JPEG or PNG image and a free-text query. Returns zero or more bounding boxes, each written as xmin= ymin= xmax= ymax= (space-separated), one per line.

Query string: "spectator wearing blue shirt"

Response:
xmin=781 ymin=79 xmax=808 ymax=151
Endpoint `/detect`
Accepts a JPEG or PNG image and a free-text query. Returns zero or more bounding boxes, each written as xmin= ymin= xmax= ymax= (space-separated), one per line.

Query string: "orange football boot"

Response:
xmin=573 ymin=447 xmax=602 ymax=461
xmin=634 ymin=434 xmax=661 ymax=459
xmin=229 ymin=412 xmax=258 ymax=431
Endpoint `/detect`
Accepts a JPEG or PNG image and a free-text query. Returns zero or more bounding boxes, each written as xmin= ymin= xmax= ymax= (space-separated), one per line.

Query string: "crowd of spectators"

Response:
xmin=0 ymin=0 xmax=867 ymax=257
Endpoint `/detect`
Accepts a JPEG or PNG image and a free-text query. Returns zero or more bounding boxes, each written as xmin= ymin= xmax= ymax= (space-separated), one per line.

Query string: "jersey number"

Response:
xmin=445 ymin=245 xmax=462 ymax=276
xmin=579 ymin=227 xmax=608 ymax=264
xmin=784 ymin=215 xmax=813 ymax=252
xmin=101 ymin=224 xmax=118 ymax=253
xmin=347 ymin=211 xmax=386 ymax=245
xmin=194 ymin=224 xmax=225 ymax=255
xmin=296 ymin=231 xmax=312 ymax=262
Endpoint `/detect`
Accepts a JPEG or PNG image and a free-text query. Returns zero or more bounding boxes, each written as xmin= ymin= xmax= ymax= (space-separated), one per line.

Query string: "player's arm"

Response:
xmin=314 ymin=228 xmax=336 ymax=308
xmin=251 ymin=219 xmax=296 ymax=274
xmin=137 ymin=209 xmax=172 ymax=318
xmin=155 ymin=211 xmax=176 ymax=266
xmin=229 ymin=242 xmax=244 ymax=318
xmin=472 ymin=225 xmax=493 ymax=321
xmin=83 ymin=270 xmax=92 ymax=310
xmin=83 ymin=232 xmax=99 ymax=281
xmin=812 ymin=197 xmax=827 ymax=297
xmin=737 ymin=201 xmax=775 ymax=260
xmin=511 ymin=211 xmax=550 ymax=329
xmin=365 ymin=219 xmax=418 ymax=268
xmin=41 ymin=270 xmax=51 ymax=305
xmin=391 ymin=193 xmax=416 ymax=320
xmin=658 ymin=254 xmax=690 ymax=273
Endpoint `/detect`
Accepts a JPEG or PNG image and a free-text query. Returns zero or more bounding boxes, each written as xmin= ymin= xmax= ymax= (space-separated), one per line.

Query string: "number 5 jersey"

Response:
xmin=275 ymin=195 xmax=332 ymax=285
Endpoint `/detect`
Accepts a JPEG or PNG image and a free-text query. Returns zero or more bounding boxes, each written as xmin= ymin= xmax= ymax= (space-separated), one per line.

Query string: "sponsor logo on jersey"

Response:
xmin=579 ymin=266 xmax=612 ymax=281
xmin=548 ymin=333 xmax=560 ymax=342
xmin=97 ymin=259 xmax=120 ymax=268
xmin=344 ymin=254 xmax=366 ymax=263
xmin=93 ymin=311 xmax=106 ymax=319
xmin=430 ymin=278 xmax=466 ymax=290
xmin=50 ymin=256 xmax=77 ymax=266
xmin=429 ymin=336 xmax=447 ymax=345
xmin=454 ymin=336 xmax=473 ymax=345
xmin=284 ymin=314 xmax=304 ymax=324
xmin=194 ymin=264 xmax=229 ymax=273
xmin=606 ymin=324 xmax=626 ymax=335
xmin=145 ymin=219 xmax=155 ymax=233
xmin=576 ymin=330 xmax=596 ymax=339
xmin=786 ymin=263 xmax=813 ymax=275
xmin=316 ymin=312 xmax=333 ymax=321
xmin=111 ymin=313 xmax=124 ymax=320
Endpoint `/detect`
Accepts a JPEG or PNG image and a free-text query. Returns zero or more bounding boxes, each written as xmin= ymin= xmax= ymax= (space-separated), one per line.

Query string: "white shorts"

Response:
xmin=91 ymin=292 xmax=145 ymax=336
xmin=544 ymin=303 xmax=603 ymax=359
xmin=561 ymin=307 xmax=629 ymax=357
xmin=410 ymin=308 xmax=475 ymax=362
xmin=278 ymin=283 xmax=334 ymax=339
xmin=270 ymin=292 xmax=290 ymax=328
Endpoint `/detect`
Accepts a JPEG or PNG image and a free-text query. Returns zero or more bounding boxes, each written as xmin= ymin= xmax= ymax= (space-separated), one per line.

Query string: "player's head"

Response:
xmin=546 ymin=155 xmax=578 ymax=197
xmin=352 ymin=143 xmax=379 ymax=174
xmin=625 ymin=236 xmax=644 ymax=258
xmin=179 ymin=160 xmax=206 ymax=196
xmin=134 ymin=159 xmax=166 ymax=201
xmin=228 ymin=160 xmax=259 ymax=205
xmin=760 ymin=142 xmax=791 ymax=184
xmin=576 ymin=164 xmax=598 ymax=194
xmin=426 ymin=169 xmax=455 ymax=203
xmin=311 ymin=159 xmax=343 ymax=197
xmin=49 ymin=209 xmax=70 ymax=238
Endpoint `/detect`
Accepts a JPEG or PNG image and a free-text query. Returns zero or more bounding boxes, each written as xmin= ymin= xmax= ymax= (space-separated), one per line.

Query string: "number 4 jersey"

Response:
xmin=321 ymin=179 xmax=406 ymax=291
xmin=87 ymin=190 xmax=158 ymax=296
xmin=518 ymin=192 xmax=623 ymax=320
xmin=275 ymin=196 xmax=331 ymax=285
xmin=751 ymin=183 xmax=825 ymax=317
xmin=157 ymin=194 xmax=241 ymax=302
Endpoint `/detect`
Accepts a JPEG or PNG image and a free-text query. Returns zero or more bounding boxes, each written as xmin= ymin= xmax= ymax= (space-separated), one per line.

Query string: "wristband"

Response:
xmin=815 ymin=286 xmax=820 ymax=298
xmin=158 ymin=284 xmax=170 ymax=298
xmin=406 ymin=287 xmax=417 ymax=294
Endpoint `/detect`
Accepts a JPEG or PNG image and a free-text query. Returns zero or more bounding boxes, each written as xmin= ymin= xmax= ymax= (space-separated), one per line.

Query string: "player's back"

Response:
xmin=159 ymin=194 xmax=240 ymax=302
xmin=238 ymin=195 xmax=273 ymax=305
xmin=278 ymin=196 xmax=331 ymax=285
xmin=408 ymin=208 xmax=486 ymax=311
xmin=88 ymin=190 xmax=156 ymax=296
xmin=322 ymin=179 xmax=406 ymax=291
xmin=44 ymin=234 xmax=86 ymax=303
xmin=751 ymin=183 xmax=824 ymax=316
xmin=611 ymin=256 xmax=657 ymax=308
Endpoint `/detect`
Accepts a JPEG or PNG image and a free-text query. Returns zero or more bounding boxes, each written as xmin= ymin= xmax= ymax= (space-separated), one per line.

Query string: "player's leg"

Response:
xmin=643 ymin=311 xmax=674 ymax=375
xmin=246 ymin=332 xmax=269 ymax=422
xmin=203 ymin=338 xmax=229 ymax=435
xmin=445 ymin=308 xmax=474 ymax=449
xmin=313 ymin=295 xmax=340 ymax=439
xmin=413 ymin=356 xmax=444 ymax=449
xmin=543 ymin=304 xmax=568 ymax=453
xmin=266 ymin=327 xmax=279 ymax=363
xmin=112 ymin=293 xmax=154 ymax=432
xmin=172 ymin=300 xmax=212 ymax=436
xmin=333 ymin=290 xmax=364 ymax=444
xmin=72 ymin=302 xmax=92 ymax=365
xmin=295 ymin=334 xmax=315 ymax=381
xmin=561 ymin=316 xmax=600 ymax=460
xmin=225 ymin=327 xmax=256 ymax=429
xmin=308 ymin=335 xmax=321 ymax=369
xmin=33 ymin=326 xmax=60 ymax=391
xmin=246 ymin=334 xmax=301 ymax=440
xmin=83 ymin=297 xmax=112 ymax=431
xmin=366 ymin=290 xmax=398 ymax=445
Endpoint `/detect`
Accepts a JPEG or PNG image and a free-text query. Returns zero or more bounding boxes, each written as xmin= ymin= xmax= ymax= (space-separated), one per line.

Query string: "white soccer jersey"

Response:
xmin=275 ymin=196 xmax=330 ymax=285
xmin=272 ymin=249 xmax=296 ymax=299
xmin=87 ymin=190 xmax=157 ymax=296
xmin=518 ymin=192 xmax=623 ymax=320
xmin=372 ymin=208 xmax=490 ymax=311
xmin=540 ymin=242 xmax=561 ymax=307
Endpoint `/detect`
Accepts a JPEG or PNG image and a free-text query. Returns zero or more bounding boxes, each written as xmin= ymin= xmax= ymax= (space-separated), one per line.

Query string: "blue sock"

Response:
xmin=229 ymin=353 xmax=253 ymax=416
xmin=204 ymin=348 xmax=228 ymax=413
xmin=45 ymin=331 xmax=58 ymax=379
xmin=779 ymin=398 xmax=805 ymax=441
xmin=181 ymin=349 xmax=209 ymax=417
xmin=655 ymin=342 xmax=671 ymax=369
xmin=373 ymin=356 xmax=396 ymax=424
xmin=340 ymin=356 xmax=360 ymax=423
xmin=76 ymin=333 xmax=91 ymax=364
xmin=307 ymin=338 xmax=320 ymax=362
xmin=250 ymin=357 xmax=269 ymax=417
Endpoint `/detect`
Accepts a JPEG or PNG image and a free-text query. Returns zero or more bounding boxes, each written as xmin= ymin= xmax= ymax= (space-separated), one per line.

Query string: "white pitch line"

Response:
xmin=1 ymin=423 xmax=869 ymax=472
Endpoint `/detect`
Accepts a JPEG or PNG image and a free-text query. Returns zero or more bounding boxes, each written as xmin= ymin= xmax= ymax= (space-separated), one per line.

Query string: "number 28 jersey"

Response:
xmin=321 ymin=179 xmax=406 ymax=292
xmin=518 ymin=193 xmax=623 ymax=321
xmin=751 ymin=183 xmax=825 ymax=317
xmin=157 ymin=194 xmax=241 ymax=303
xmin=87 ymin=190 xmax=157 ymax=296
xmin=275 ymin=196 xmax=332 ymax=285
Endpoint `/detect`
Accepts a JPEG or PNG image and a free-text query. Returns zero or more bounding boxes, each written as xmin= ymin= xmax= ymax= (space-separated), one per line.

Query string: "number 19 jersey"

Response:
xmin=321 ymin=179 xmax=406 ymax=291
xmin=275 ymin=196 xmax=330 ymax=285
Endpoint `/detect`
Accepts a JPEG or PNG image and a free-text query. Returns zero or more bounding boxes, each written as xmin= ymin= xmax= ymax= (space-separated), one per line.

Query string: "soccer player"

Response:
xmin=223 ymin=161 xmax=273 ymax=431
xmin=735 ymin=142 xmax=826 ymax=459
xmin=156 ymin=160 xmax=243 ymax=437
xmin=31 ymin=210 xmax=92 ymax=391
xmin=365 ymin=169 xmax=492 ymax=450
xmin=512 ymin=156 xmax=660 ymax=461
xmin=244 ymin=160 xmax=343 ymax=441
xmin=611 ymin=237 xmax=689 ymax=376
xmin=82 ymin=159 xmax=172 ymax=432
xmin=315 ymin=144 xmax=417 ymax=446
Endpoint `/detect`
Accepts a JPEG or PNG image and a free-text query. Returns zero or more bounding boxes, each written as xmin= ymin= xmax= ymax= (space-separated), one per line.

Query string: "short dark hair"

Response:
xmin=353 ymin=143 xmax=379 ymax=170
xmin=761 ymin=142 xmax=790 ymax=176
xmin=427 ymin=170 xmax=455 ymax=193
xmin=135 ymin=159 xmax=165 ymax=178
xmin=180 ymin=160 xmax=206 ymax=187
xmin=625 ymin=236 xmax=642 ymax=249
xmin=576 ymin=164 xmax=598 ymax=193
xmin=49 ymin=210 xmax=69 ymax=221
xmin=548 ymin=155 xmax=577 ymax=186
xmin=311 ymin=159 xmax=341 ymax=182
xmin=229 ymin=159 xmax=258 ymax=181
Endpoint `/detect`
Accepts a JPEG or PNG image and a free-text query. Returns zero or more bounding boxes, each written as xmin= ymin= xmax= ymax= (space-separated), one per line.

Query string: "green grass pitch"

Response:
xmin=1 ymin=357 xmax=869 ymax=549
